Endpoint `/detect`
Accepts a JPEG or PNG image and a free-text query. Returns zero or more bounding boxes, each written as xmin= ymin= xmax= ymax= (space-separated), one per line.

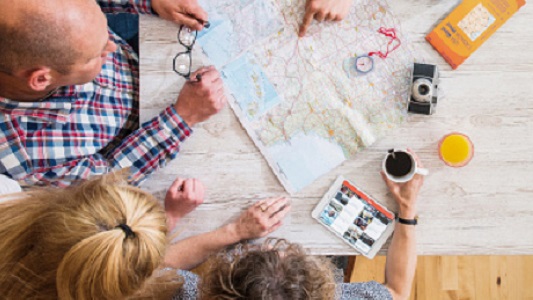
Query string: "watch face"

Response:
xmin=355 ymin=55 xmax=374 ymax=73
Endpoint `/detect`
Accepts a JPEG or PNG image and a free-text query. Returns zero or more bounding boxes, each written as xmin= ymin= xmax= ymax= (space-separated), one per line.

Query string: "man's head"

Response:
xmin=0 ymin=0 xmax=117 ymax=96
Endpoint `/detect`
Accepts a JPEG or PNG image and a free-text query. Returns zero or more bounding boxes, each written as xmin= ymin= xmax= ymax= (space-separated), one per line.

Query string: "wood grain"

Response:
xmin=140 ymin=1 xmax=533 ymax=255
xmin=351 ymin=256 xmax=533 ymax=300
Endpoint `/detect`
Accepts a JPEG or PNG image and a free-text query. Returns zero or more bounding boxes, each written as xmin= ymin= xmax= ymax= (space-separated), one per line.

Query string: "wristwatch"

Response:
xmin=397 ymin=216 xmax=418 ymax=225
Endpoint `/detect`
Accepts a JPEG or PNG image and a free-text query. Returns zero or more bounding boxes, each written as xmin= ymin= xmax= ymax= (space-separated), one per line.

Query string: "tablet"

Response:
xmin=311 ymin=176 xmax=395 ymax=258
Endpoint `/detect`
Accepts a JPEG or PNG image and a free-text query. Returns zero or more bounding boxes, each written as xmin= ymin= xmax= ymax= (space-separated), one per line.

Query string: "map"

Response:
xmin=222 ymin=53 xmax=283 ymax=120
xmin=197 ymin=0 xmax=417 ymax=193
xmin=458 ymin=3 xmax=496 ymax=41
xmin=197 ymin=0 xmax=283 ymax=68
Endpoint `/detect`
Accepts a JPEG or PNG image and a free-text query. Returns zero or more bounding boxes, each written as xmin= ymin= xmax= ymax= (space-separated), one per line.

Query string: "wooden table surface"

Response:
xmin=139 ymin=0 xmax=533 ymax=255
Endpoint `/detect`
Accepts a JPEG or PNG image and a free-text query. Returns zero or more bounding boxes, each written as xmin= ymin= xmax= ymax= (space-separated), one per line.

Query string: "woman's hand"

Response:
xmin=381 ymin=149 xmax=424 ymax=219
xmin=228 ymin=197 xmax=291 ymax=240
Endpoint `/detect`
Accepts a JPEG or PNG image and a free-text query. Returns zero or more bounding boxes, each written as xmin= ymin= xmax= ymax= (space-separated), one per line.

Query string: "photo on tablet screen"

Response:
xmin=317 ymin=180 xmax=394 ymax=254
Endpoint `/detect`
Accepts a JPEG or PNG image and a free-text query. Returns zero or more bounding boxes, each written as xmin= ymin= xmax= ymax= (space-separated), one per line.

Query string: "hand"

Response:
xmin=174 ymin=66 xmax=227 ymax=126
xmin=152 ymin=0 xmax=208 ymax=31
xmin=230 ymin=197 xmax=291 ymax=240
xmin=381 ymin=149 xmax=424 ymax=219
xmin=165 ymin=177 xmax=205 ymax=230
xmin=299 ymin=0 xmax=352 ymax=37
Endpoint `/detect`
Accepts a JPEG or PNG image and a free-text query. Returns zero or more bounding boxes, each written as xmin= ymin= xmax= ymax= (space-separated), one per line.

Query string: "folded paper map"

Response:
xmin=197 ymin=0 xmax=417 ymax=193
xmin=426 ymin=0 xmax=525 ymax=69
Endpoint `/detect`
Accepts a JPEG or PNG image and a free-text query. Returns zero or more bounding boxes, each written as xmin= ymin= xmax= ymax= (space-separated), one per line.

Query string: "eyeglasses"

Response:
xmin=173 ymin=23 xmax=210 ymax=80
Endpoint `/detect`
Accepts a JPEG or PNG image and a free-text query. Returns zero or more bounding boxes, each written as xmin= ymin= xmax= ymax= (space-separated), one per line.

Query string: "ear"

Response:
xmin=27 ymin=67 xmax=53 ymax=92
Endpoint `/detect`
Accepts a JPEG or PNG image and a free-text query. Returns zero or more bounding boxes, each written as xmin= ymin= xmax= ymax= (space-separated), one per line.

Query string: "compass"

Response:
xmin=354 ymin=55 xmax=374 ymax=74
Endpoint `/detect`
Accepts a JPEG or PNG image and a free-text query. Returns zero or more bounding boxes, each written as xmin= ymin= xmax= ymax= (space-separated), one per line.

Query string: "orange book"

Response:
xmin=426 ymin=0 xmax=525 ymax=69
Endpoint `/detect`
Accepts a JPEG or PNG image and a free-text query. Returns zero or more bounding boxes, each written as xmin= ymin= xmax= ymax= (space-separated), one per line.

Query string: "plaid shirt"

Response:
xmin=0 ymin=0 xmax=192 ymax=187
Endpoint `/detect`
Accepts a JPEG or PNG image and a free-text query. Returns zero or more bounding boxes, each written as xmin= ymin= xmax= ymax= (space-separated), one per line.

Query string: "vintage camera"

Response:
xmin=407 ymin=63 xmax=439 ymax=115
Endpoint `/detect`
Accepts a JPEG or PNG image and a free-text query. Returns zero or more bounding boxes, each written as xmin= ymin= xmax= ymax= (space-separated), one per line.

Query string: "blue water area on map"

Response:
xmin=269 ymin=133 xmax=346 ymax=192
xmin=196 ymin=19 xmax=236 ymax=68
xmin=196 ymin=19 xmax=224 ymax=40
xmin=222 ymin=53 xmax=282 ymax=120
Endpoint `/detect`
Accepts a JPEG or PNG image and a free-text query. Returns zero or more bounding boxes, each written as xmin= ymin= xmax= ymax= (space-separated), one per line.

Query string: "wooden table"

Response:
xmin=139 ymin=1 xmax=533 ymax=255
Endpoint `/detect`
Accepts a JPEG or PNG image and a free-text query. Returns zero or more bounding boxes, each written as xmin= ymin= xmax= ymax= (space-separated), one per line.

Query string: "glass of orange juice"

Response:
xmin=438 ymin=133 xmax=474 ymax=167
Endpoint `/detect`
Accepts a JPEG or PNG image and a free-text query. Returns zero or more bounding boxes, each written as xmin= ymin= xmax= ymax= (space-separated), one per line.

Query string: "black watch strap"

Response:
xmin=397 ymin=217 xmax=418 ymax=225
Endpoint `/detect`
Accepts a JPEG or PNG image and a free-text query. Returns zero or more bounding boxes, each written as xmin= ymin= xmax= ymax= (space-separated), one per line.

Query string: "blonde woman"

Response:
xmin=0 ymin=173 xmax=290 ymax=299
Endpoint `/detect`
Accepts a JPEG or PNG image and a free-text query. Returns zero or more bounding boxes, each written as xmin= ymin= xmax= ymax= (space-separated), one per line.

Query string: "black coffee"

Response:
xmin=385 ymin=151 xmax=413 ymax=177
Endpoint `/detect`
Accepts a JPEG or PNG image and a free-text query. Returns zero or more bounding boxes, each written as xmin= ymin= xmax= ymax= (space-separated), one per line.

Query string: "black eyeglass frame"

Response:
xmin=173 ymin=25 xmax=198 ymax=80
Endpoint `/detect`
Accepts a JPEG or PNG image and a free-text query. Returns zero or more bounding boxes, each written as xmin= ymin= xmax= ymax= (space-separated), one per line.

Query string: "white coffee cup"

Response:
xmin=382 ymin=149 xmax=429 ymax=183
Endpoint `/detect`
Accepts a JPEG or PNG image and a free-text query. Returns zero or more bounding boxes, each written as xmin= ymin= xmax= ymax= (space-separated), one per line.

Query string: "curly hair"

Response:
xmin=200 ymin=238 xmax=337 ymax=300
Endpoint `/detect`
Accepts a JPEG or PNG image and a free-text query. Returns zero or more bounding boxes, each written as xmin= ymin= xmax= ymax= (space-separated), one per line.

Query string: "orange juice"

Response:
xmin=439 ymin=133 xmax=474 ymax=167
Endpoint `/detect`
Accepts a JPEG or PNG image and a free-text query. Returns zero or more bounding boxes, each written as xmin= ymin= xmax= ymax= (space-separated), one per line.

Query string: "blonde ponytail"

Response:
xmin=0 ymin=173 xmax=181 ymax=299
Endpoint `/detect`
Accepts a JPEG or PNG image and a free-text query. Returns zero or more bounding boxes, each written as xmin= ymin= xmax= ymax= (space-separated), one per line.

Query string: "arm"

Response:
xmin=3 ymin=106 xmax=190 ymax=187
xmin=107 ymin=67 xmax=225 ymax=185
xmin=97 ymin=0 xmax=209 ymax=30
xmin=96 ymin=66 xmax=226 ymax=186
xmin=382 ymin=149 xmax=424 ymax=300
xmin=163 ymin=197 xmax=291 ymax=270
xmin=383 ymin=211 xmax=417 ymax=300
xmin=108 ymin=105 xmax=192 ymax=186
xmin=96 ymin=0 xmax=156 ymax=14
xmin=4 ymin=67 xmax=225 ymax=187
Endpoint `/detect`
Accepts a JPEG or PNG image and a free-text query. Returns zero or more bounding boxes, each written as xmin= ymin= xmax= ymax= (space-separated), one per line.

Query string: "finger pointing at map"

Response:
xmin=299 ymin=0 xmax=353 ymax=37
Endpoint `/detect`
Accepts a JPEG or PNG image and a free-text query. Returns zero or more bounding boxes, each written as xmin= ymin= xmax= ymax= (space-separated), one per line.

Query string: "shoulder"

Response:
xmin=339 ymin=281 xmax=393 ymax=300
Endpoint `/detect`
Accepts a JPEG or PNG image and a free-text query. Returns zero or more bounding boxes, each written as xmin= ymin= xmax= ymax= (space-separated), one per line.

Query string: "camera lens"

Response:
xmin=412 ymin=78 xmax=433 ymax=103
xmin=418 ymin=84 xmax=429 ymax=96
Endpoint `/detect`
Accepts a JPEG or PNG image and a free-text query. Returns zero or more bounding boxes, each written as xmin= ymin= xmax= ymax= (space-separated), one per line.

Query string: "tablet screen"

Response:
xmin=317 ymin=180 xmax=394 ymax=254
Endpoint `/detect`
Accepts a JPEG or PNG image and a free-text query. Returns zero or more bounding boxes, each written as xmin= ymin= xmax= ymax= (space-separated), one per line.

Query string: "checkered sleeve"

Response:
xmin=97 ymin=0 xmax=156 ymax=14
xmin=0 ymin=106 xmax=191 ymax=187
xmin=107 ymin=105 xmax=193 ymax=186
xmin=0 ymin=121 xmax=33 ymax=183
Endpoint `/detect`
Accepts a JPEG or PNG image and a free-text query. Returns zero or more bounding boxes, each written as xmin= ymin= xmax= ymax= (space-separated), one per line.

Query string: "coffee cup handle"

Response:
xmin=415 ymin=167 xmax=429 ymax=176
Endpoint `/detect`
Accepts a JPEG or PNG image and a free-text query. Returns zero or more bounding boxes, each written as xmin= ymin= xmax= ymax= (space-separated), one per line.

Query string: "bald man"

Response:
xmin=0 ymin=0 xmax=226 ymax=186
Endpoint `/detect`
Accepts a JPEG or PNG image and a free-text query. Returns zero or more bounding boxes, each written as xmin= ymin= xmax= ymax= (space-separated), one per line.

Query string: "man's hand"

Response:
xmin=165 ymin=177 xmax=205 ymax=230
xmin=229 ymin=197 xmax=291 ymax=240
xmin=175 ymin=66 xmax=227 ymax=126
xmin=381 ymin=149 xmax=424 ymax=219
xmin=299 ymin=0 xmax=352 ymax=37
xmin=152 ymin=0 xmax=208 ymax=31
